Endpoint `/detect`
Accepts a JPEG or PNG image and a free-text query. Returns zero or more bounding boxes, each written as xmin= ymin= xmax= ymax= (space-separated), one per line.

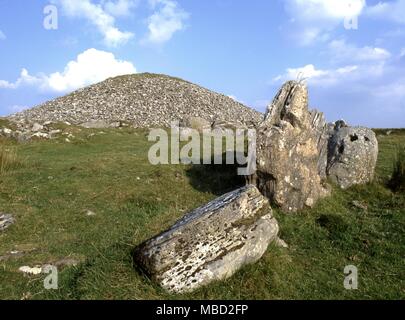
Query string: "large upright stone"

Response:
xmin=327 ymin=125 xmax=378 ymax=189
xmin=133 ymin=185 xmax=279 ymax=293
xmin=255 ymin=81 xmax=330 ymax=212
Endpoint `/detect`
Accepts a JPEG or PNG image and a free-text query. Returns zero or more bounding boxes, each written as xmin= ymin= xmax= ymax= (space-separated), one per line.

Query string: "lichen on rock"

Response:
xmin=255 ymin=81 xmax=330 ymax=212
xmin=133 ymin=185 xmax=280 ymax=293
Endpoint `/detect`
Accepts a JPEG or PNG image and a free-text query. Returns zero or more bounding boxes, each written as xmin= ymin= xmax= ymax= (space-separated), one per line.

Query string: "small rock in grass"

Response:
xmin=53 ymin=258 xmax=80 ymax=269
xmin=49 ymin=129 xmax=61 ymax=137
xmin=19 ymin=266 xmax=43 ymax=275
xmin=85 ymin=210 xmax=96 ymax=216
xmin=2 ymin=128 xmax=13 ymax=135
xmin=352 ymin=200 xmax=368 ymax=211
xmin=0 ymin=214 xmax=15 ymax=232
xmin=275 ymin=237 xmax=289 ymax=248
xmin=31 ymin=123 xmax=44 ymax=132
xmin=31 ymin=132 xmax=49 ymax=139
xmin=21 ymin=292 xmax=32 ymax=300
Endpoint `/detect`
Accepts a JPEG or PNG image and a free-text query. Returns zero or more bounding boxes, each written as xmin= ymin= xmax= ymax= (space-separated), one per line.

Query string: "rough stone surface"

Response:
xmin=80 ymin=120 xmax=110 ymax=129
xmin=180 ymin=116 xmax=211 ymax=132
xmin=255 ymin=81 xmax=330 ymax=212
xmin=19 ymin=266 xmax=43 ymax=275
xmin=9 ymin=73 xmax=262 ymax=128
xmin=309 ymin=110 xmax=331 ymax=179
xmin=31 ymin=123 xmax=44 ymax=132
xmin=0 ymin=118 xmax=67 ymax=141
xmin=134 ymin=185 xmax=279 ymax=293
xmin=327 ymin=126 xmax=378 ymax=189
xmin=0 ymin=214 xmax=15 ymax=232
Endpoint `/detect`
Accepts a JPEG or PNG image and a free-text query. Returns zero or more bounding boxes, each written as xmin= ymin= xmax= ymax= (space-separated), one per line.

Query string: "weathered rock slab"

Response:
xmin=134 ymin=185 xmax=279 ymax=293
xmin=327 ymin=126 xmax=378 ymax=189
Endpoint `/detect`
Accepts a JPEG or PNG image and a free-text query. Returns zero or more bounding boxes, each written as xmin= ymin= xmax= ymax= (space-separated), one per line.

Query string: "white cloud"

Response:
xmin=53 ymin=0 xmax=134 ymax=47
xmin=373 ymin=79 xmax=405 ymax=98
xmin=298 ymin=28 xmax=330 ymax=46
xmin=0 ymin=48 xmax=136 ymax=93
xmin=270 ymin=39 xmax=392 ymax=89
xmin=143 ymin=0 xmax=189 ymax=44
xmin=103 ymin=0 xmax=139 ymax=17
xmin=328 ymin=39 xmax=391 ymax=62
xmin=0 ymin=30 xmax=6 ymax=40
xmin=45 ymin=48 xmax=136 ymax=92
xmin=286 ymin=0 xmax=365 ymax=20
xmin=366 ymin=0 xmax=405 ymax=24
xmin=0 ymin=69 xmax=43 ymax=89
xmin=284 ymin=0 xmax=366 ymax=45
xmin=272 ymin=64 xmax=359 ymax=87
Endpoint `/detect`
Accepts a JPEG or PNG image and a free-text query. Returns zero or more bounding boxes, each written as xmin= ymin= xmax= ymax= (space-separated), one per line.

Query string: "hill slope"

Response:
xmin=9 ymin=73 xmax=262 ymax=127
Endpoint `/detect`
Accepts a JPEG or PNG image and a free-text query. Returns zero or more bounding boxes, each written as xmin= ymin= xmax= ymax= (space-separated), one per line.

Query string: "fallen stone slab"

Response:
xmin=0 ymin=214 xmax=15 ymax=232
xmin=133 ymin=185 xmax=280 ymax=294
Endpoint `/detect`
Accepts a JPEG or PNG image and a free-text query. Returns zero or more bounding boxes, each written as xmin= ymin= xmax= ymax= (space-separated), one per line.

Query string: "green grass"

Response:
xmin=388 ymin=145 xmax=405 ymax=192
xmin=0 ymin=127 xmax=404 ymax=300
xmin=0 ymin=146 xmax=22 ymax=175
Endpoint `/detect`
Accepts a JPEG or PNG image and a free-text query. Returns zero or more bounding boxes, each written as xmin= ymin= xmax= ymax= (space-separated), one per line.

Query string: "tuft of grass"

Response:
xmin=316 ymin=213 xmax=349 ymax=241
xmin=388 ymin=146 xmax=405 ymax=192
xmin=0 ymin=145 xmax=22 ymax=174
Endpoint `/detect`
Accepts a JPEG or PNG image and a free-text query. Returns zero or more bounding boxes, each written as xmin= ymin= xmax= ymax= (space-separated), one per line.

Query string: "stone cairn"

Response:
xmin=134 ymin=80 xmax=378 ymax=293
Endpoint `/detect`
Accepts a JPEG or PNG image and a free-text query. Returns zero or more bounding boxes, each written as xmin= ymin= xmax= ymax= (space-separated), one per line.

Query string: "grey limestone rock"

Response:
xmin=255 ymin=81 xmax=330 ymax=212
xmin=327 ymin=126 xmax=378 ymax=189
xmin=134 ymin=185 xmax=279 ymax=293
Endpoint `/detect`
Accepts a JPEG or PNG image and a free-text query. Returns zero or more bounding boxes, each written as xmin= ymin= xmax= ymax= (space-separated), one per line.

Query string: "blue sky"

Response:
xmin=0 ymin=0 xmax=404 ymax=127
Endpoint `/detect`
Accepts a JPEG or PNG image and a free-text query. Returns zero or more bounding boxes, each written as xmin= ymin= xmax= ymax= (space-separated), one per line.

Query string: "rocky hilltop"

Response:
xmin=9 ymin=73 xmax=261 ymax=128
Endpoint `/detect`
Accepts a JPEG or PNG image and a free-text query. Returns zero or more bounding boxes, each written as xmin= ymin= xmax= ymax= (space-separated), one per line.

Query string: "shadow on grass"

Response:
xmin=185 ymin=152 xmax=246 ymax=196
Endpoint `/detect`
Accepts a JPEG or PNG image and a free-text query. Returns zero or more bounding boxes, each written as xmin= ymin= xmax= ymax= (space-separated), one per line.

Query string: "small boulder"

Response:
xmin=180 ymin=116 xmax=211 ymax=132
xmin=0 ymin=214 xmax=15 ymax=232
xmin=31 ymin=132 xmax=49 ymax=139
xmin=134 ymin=185 xmax=280 ymax=294
xmin=327 ymin=126 xmax=378 ymax=189
xmin=19 ymin=266 xmax=43 ymax=275
xmin=32 ymin=123 xmax=44 ymax=132
xmin=1 ymin=128 xmax=13 ymax=136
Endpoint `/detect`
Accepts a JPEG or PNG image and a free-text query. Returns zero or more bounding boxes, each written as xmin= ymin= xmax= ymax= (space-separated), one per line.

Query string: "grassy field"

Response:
xmin=0 ymin=125 xmax=404 ymax=300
